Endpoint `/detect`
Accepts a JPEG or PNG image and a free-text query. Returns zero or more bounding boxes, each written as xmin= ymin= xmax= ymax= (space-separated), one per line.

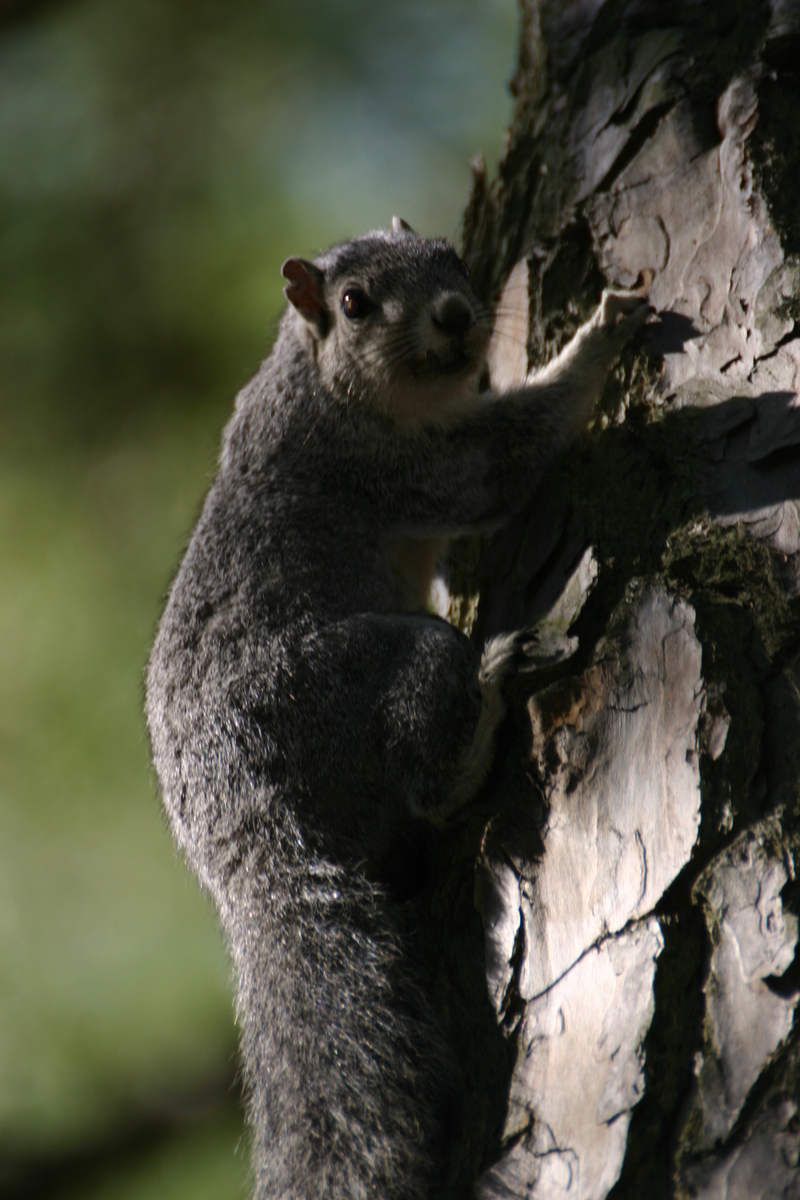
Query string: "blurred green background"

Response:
xmin=0 ymin=0 xmax=516 ymax=1195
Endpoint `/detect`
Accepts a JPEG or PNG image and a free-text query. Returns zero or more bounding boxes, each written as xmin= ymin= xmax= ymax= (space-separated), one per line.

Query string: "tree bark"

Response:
xmin=441 ymin=2 xmax=800 ymax=1197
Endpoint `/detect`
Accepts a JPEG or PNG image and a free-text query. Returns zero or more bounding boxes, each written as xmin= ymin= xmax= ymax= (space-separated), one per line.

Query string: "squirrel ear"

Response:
xmin=282 ymin=258 xmax=328 ymax=334
xmin=391 ymin=215 xmax=416 ymax=236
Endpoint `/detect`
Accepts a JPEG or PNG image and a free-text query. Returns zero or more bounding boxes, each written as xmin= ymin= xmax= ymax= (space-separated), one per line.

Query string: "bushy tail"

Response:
xmin=227 ymin=853 xmax=457 ymax=1200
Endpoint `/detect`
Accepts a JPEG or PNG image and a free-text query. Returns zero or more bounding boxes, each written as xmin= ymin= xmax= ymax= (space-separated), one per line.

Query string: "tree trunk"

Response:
xmin=442 ymin=2 xmax=800 ymax=1197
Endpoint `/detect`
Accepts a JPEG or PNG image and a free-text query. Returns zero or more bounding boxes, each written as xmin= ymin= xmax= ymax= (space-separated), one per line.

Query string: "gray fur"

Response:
xmin=146 ymin=226 xmax=646 ymax=1199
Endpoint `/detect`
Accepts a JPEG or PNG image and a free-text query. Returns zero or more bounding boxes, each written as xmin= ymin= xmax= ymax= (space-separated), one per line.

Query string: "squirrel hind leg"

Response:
xmin=446 ymin=632 xmax=523 ymax=811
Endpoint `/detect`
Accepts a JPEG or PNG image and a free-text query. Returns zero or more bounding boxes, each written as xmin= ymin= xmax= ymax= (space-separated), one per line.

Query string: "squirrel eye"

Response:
xmin=341 ymin=288 xmax=370 ymax=320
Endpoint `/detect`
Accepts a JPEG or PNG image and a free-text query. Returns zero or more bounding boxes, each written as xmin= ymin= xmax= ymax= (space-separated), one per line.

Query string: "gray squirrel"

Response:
xmin=145 ymin=218 xmax=647 ymax=1199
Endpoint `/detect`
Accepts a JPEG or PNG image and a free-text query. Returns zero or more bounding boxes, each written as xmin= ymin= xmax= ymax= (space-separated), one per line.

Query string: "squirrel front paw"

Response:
xmin=594 ymin=288 xmax=652 ymax=344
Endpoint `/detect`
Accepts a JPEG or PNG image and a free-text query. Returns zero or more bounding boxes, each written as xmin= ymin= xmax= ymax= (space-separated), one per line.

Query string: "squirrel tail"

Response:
xmin=228 ymin=852 xmax=458 ymax=1200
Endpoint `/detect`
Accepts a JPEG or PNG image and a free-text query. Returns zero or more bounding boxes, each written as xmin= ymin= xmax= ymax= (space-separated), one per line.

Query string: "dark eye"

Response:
xmin=341 ymin=288 xmax=371 ymax=320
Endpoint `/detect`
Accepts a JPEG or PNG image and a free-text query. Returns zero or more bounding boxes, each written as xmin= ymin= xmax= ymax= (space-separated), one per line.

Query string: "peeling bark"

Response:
xmin=692 ymin=825 xmax=798 ymax=1147
xmin=475 ymin=588 xmax=702 ymax=1198
xmin=442 ymin=2 xmax=800 ymax=1197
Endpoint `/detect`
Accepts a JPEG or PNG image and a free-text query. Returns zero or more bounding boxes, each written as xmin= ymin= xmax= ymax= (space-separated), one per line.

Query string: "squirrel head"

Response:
xmin=281 ymin=222 xmax=490 ymax=422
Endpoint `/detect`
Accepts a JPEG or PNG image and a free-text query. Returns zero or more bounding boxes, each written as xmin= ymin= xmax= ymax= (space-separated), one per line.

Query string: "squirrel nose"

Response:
xmin=431 ymin=292 xmax=475 ymax=337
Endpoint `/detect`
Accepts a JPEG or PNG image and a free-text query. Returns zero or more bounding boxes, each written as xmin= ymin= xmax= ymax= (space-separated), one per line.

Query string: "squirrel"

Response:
xmin=145 ymin=217 xmax=648 ymax=1200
